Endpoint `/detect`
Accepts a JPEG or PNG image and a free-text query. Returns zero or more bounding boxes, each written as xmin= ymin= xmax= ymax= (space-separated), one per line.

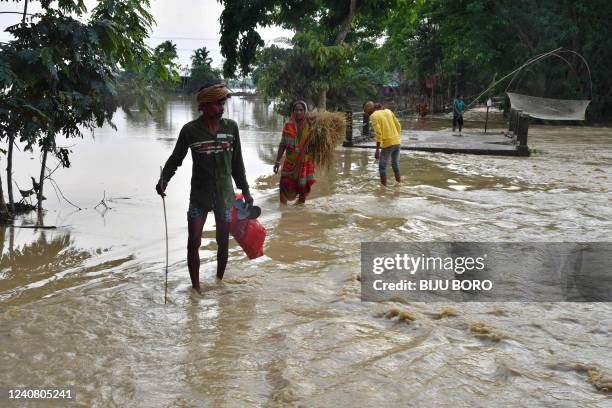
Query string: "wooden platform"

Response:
xmin=345 ymin=130 xmax=530 ymax=157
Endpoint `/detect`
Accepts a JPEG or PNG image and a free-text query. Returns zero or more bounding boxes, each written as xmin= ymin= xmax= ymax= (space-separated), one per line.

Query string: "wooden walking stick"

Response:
xmin=160 ymin=167 xmax=169 ymax=304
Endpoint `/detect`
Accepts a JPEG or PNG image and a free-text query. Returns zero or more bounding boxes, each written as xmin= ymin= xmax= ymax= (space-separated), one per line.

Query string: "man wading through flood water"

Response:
xmin=156 ymin=82 xmax=253 ymax=294
xmin=363 ymin=101 xmax=402 ymax=186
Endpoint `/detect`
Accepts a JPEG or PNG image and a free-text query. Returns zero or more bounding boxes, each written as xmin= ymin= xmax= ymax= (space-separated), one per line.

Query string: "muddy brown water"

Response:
xmin=1 ymin=98 xmax=611 ymax=407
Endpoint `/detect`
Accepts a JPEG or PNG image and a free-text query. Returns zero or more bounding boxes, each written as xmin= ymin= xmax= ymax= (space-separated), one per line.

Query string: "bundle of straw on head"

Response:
xmin=308 ymin=111 xmax=346 ymax=168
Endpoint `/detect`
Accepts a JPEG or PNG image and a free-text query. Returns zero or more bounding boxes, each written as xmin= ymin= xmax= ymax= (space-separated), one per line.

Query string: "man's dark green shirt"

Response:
xmin=161 ymin=117 xmax=249 ymax=215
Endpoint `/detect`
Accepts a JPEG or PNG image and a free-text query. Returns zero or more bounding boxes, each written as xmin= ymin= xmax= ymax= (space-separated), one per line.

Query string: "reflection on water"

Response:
xmin=123 ymin=96 xmax=199 ymax=135
xmin=0 ymin=227 xmax=90 ymax=304
xmin=256 ymin=142 xmax=278 ymax=166
xmin=1 ymin=96 xmax=611 ymax=406
xmin=226 ymin=96 xmax=284 ymax=131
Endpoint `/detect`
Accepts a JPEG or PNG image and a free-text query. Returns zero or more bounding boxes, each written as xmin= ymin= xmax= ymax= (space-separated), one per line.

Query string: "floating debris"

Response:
xmin=574 ymin=364 xmax=612 ymax=393
xmin=469 ymin=322 xmax=507 ymax=341
xmin=588 ymin=368 xmax=612 ymax=393
xmin=432 ymin=308 xmax=458 ymax=319
xmin=487 ymin=307 xmax=507 ymax=316
xmin=384 ymin=307 xmax=415 ymax=323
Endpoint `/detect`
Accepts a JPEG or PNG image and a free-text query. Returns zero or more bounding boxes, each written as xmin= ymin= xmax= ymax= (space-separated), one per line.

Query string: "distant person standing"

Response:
xmin=417 ymin=97 xmax=428 ymax=117
xmin=452 ymin=94 xmax=465 ymax=133
xmin=363 ymin=101 xmax=402 ymax=186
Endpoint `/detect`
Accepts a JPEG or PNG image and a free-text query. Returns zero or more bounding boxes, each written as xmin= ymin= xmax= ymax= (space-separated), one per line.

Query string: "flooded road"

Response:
xmin=1 ymin=97 xmax=611 ymax=407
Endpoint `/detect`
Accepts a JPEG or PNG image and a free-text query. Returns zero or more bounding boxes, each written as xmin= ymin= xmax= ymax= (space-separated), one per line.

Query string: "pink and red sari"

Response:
xmin=280 ymin=116 xmax=316 ymax=200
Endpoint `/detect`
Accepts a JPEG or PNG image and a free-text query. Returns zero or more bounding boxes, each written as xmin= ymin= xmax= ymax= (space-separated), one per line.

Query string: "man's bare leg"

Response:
xmin=215 ymin=210 xmax=231 ymax=280
xmin=187 ymin=213 xmax=207 ymax=293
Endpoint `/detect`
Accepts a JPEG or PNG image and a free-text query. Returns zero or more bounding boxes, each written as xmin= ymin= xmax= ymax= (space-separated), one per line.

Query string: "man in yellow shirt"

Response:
xmin=363 ymin=101 xmax=402 ymax=186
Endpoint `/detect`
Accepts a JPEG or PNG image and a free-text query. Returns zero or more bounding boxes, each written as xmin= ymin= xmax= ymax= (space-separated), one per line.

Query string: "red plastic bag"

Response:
xmin=230 ymin=195 xmax=266 ymax=259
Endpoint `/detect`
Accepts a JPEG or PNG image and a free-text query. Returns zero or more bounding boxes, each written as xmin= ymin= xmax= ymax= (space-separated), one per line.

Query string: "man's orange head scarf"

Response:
xmin=196 ymin=83 xmax=231 ymax=105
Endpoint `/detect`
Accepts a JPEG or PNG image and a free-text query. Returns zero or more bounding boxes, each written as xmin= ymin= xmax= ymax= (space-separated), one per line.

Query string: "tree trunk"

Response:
xmin=22 ymin=0 xmax=28 ymax=23
xmin=317 ymin=89 xmax=327 ymax=111
xmin=37 ymin=141 xmax=48 ymax=213
xmin=334 ymin=0 xmax=357 ymax=45
xmin=0 ymin=223 xmax=5 ymax=256
xmin=9 ymin=224 xmax=14 ymax=259
xmin=7 ymin=134 xmax=15 ymax=213
xmin=313 ymin=0 xmax=357 ymax=112
xmin=16 ymin=5 xmax=27 ymax=233
xmin=0 ymin=171 xmax=8 ymax=218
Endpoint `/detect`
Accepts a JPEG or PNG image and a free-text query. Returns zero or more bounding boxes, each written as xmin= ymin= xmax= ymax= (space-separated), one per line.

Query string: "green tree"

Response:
xmin=377 ymin=0 xmax=611 ymax=119
xmin=0 ymin=0 xmax=177 ymax=215
xmin=187 ymin=47 xmax=222 ymax=92
xmin=116 ymin=38 xmax=180 ymax=110
xmin=154 ymin=40 xmax=178 ymax=62
xmin=150 ymin=40 xmax=180 ymax=91
xmin=219 ymin=0 xmax=397 ymax=110
xmin=253 ymin=35 xmax=374 ymax=114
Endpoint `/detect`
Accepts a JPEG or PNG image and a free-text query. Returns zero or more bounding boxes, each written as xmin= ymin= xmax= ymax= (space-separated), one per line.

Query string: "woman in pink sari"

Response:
xmin=272 ymin=100 xmax=316 ymax=204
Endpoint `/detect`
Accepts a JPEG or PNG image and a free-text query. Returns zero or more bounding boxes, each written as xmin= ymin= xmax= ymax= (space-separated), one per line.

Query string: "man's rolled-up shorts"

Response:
xmin=187 ymin=192 xmax=232 ymax=223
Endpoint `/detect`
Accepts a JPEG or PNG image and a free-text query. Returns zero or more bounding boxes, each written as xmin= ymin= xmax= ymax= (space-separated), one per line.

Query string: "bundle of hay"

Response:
xmin=308 ymin=111 xmax=346 ymax=168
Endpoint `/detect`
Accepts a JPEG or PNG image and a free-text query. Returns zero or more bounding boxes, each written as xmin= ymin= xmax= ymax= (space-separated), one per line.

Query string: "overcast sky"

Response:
xmin=0 ymin=0 xmax=291 ymax=72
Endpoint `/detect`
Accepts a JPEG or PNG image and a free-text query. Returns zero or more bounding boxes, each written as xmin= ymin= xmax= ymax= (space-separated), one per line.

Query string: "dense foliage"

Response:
xmin=219 ymin=0 xmax=398 ymax=111
xmin=221 ymin=0 xmax=612 ymax=120
xmin=377 ymin=0 xmax=611 ymax=118
xmin=251 ymin=34 xmax=368 ymax=114
xmin=0 ymin=0 xmax=177 ymax=213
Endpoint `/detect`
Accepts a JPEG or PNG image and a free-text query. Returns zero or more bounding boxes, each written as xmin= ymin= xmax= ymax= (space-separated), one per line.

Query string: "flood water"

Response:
xmin=1 ymin=97 xmax=611 ymax=407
